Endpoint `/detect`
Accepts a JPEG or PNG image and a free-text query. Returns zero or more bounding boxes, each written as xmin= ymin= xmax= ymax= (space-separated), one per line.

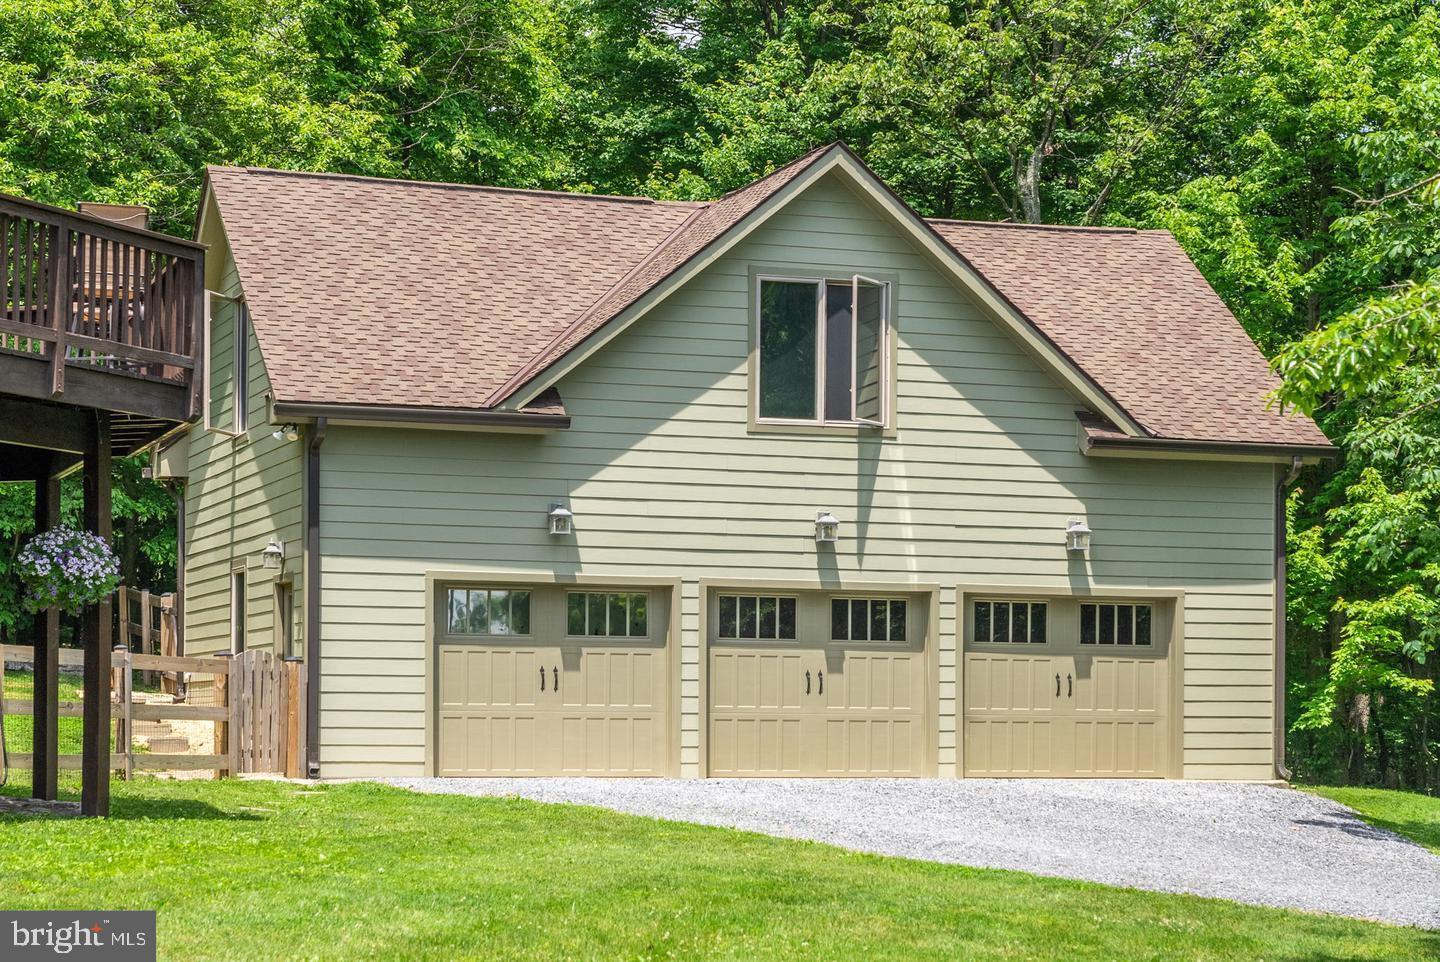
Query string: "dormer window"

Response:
xmin=755 ymin=275 xmax=891 ymax=428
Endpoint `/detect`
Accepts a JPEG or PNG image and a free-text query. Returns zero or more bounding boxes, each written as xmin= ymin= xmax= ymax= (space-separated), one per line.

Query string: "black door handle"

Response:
xmin=805 ymin=670 xmax=811 ymax=695
xmin=818 ymin=670 xmax=823 ymax=696
xmin=540 ymin=666 xmax=545 ymax=692
xmin=553 ymin=666 xmax=559 ymax=691
xmin=1067 ymin=673 xmax=1072 ymax=698
xmin=1055 ymin=673 xmax=1061 ymax=697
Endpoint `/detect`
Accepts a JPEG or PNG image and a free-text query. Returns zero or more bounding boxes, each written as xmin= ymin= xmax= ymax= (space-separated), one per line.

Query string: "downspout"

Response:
xmin=305 ymin=418 xmax=327 ymax=778
xmin=1274 ymin=455 xmax=1303 ymax=781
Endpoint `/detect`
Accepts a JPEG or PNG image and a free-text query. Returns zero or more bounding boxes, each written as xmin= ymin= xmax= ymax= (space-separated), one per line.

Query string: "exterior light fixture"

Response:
xmin=815 ymin=510 xmax=840 ymax=543
xmin=261 ymin=538 xmax=285 ymax=569
xmin=272 ymin=423 xmax=300 ymax=442
xmin=548 ymin=503 xmax=574 ymax=536
xmin=1066 ymin=517 xmax=1092 ymax=554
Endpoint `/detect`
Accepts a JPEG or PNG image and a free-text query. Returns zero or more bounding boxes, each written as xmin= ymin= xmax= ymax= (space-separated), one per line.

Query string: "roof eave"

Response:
xmin=1081 ymin=432 xmax=1337 ymax=463
xmin=271 ymin=400 xmax=570 ymax=431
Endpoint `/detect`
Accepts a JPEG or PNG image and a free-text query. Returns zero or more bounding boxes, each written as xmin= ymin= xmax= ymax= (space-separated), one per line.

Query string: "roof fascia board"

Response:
xmin=1079 ymin=431 xmax=1335 ymax=463
xmin=504 ymin=147 xmax=849 ymax=410
xmin=507 ymin=148 xmax=1146 ymax=438
xmin=271 ymin=400 xmax=570 ymax=432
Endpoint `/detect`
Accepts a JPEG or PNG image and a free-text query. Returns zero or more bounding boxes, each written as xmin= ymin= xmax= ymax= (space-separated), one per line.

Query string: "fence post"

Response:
xmin=139 ymin=589 xmax=154 ymax=688
xmin=112 ymin=645 xmax=132 ymax=780
xmin=284 ymin=657 xmax=303 ymax=778
xmin=216 ymin=652 xmax=233 ymax=779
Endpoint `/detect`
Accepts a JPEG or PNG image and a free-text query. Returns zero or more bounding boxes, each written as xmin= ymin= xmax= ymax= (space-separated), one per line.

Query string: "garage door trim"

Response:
xmin=956 ymin=584 xmax=1185 ymax=780
xmin=698 ymin=577 xmax=943 ymax=778
xmin=423 ymin=570 xmax=683 ymax=777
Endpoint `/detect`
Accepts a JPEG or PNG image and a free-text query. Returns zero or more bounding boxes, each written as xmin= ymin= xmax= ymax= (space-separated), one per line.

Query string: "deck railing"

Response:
xmin=0 ymin=194 xmax=204 ymax=416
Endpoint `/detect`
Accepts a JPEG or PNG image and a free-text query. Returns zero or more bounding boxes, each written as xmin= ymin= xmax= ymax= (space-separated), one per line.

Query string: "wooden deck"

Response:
xmin=1 ymin=192 xmax=205 ymax=464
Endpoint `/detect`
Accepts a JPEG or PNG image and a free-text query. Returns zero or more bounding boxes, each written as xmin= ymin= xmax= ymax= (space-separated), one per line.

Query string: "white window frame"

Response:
xmin=754 ymin=274 xmax=891 ymax=428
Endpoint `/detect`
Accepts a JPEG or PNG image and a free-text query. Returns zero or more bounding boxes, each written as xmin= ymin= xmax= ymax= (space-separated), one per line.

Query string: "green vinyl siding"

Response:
xmin=305 ymin=171 xmax=1278 ymax=780
xmin=181 ymin=200 xmax=304 ymax=658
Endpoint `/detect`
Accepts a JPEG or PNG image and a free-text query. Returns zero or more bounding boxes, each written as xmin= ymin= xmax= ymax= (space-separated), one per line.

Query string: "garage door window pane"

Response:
xmin=889 ymin=600 xmax=906 ymax=641
xmin=741 ymin=596 xmax=760 ymax=638
xmin=447 ymin=590 xmax=469 ymax=633
xmin=1012 ymin=603 xmax=1028 ymax=646
xmin=1080 ymin=604 xmax=1097 ymax=645
xmin=848 ymin=599 xmax=867 ymax=641
xmin=1117 ymin=605 xmax=1134 ymax=645
xmin=511 ymin=592 xmax=531 ymax=635
xmin=587 ymin=593 xmax=607 ymax=636
xmin=719 ymin=595 xmax=738 ymax=638
xmin=758 ymin=597 xmax=777 ymax=638
xmin=1030 ymin=603 xmax=1046 ymax=643
xmin=628 ymin=594 xmax=648 ymax=637
xmin=489 ymin=590 xmax=511 ymax=634
xmin=869 ymin=600 xmax=888 ymax=641
xmin=1135 ymin=605 xmax=1152 ymax=645
xmin=567 ymin=592 xmax=586 ymax=635
xmin=1098 ymin=604 xmax=1115 ymax=644
xmin=779 ymin=597 xmax=797 ymax=639
xmin=831 ymin=599 xmax=848 ymax=639
xmin=608 ymin=593 xmax=628 ymax=637
xmin=992 ymin=602 xmax=1010 ymax=643
xmin=974 ymin=602 xmax=991 ymax=642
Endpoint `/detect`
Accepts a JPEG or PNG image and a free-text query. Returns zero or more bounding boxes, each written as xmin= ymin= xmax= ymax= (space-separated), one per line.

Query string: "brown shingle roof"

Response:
xmin=206 ymin=167 xmax=699 ymax=407
xmin=205 ymin=147 xmax=1330 ymax=449
xmin=490 ymin=144 xmax=833 ymax=404
xmin=927 ymin=220 xmax=1330 ymax=447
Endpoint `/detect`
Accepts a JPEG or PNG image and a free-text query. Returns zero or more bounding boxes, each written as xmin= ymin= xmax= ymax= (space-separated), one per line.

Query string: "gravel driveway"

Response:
xmin=384 ymin=777 xmax=1440 ymax=928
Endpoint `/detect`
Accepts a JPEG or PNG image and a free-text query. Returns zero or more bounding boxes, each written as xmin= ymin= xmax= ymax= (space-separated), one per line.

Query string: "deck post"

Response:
xmin=30 ymin=463 xmax=61 ymax=801
xmin=80 ymin=412 xmax=112 ymax=817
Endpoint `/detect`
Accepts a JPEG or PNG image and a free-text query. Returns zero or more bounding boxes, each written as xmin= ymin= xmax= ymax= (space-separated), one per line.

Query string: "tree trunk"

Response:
xmin=1016 ymin=144 xmax=1045 ymax=223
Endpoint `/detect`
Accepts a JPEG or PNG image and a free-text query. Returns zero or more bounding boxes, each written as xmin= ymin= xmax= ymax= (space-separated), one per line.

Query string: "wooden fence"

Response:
xmin=118 ymin=588 xmax=179 ymax=692
xmin=1 ymin=644 xmax=304 ymax=777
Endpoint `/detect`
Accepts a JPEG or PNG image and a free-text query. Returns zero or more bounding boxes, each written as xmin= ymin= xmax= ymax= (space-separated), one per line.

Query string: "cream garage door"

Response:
xmin=963 ymin=597 xmax=1172 ymax=777
xmin=708 ymin=591 xmax=931 ymax=776
xmin=436 ymin=585 xmax=670 ymax=776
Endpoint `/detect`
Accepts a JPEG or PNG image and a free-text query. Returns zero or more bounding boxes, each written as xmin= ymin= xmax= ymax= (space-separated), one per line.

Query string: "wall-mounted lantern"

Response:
xmin=815 ymin=510 xmax=840 ymax=544
xmin=261 ymin=538 xmax=285 ymax=569
xmin=1065 ymin=517 xmax=1092 ymax=554
xmin=548 ymin=503 xmax=574 ymax=536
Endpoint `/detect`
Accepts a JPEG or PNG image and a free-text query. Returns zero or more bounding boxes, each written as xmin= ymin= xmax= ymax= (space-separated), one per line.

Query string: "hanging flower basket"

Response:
xmin=16 ymin=526 xmax=121 ymax=615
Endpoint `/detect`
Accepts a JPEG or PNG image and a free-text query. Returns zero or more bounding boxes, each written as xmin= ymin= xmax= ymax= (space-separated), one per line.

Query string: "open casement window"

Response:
xmin=758 ymin=275 xmax=890 ymax=427
xmin=233 ymin=300 xmax=249 ymax=434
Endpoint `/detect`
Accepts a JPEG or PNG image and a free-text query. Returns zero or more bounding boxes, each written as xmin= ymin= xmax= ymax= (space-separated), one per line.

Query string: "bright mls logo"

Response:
xmin=2 ymin=912 xmax=155 ymax=961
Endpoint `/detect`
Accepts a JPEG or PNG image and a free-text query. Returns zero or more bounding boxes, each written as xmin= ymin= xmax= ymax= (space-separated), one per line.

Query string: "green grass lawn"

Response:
xmin=0 ymin=776 xmax=1434 ymax=961
xmin=1304 ymin=784 xmax=1440 ymax=854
